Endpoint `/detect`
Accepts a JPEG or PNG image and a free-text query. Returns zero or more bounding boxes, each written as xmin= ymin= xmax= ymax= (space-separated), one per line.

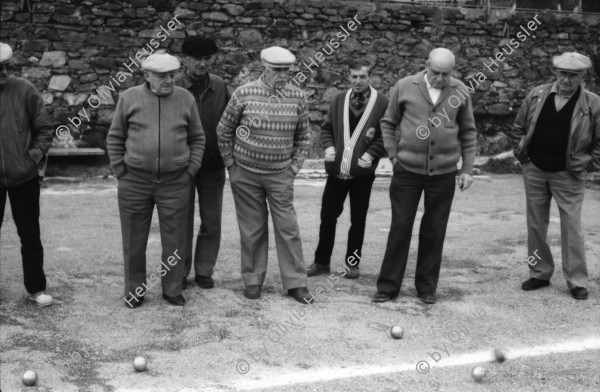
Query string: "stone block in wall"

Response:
xmin=39 ymin=51 xmax=67 ymax=67
xmin=49 ymin=75 xmax=72 ymax=91
xmin=189 ymin=3 xmax=211 ymax=12
xmin=87 ymin=34 xmax=121 ymax=47
xmin=488 ymin=103 xmax=511 ymax=116
xmin=21 ymin=67 xmax=52 ymax=80
xmin=80 ymin=73 xmax=99 ymax=83
xmin=203 ymin=12 xmax=231 ymax=22
xmin=63 ymin=92 xmax=89 ymax=106
xmin=136 ymin=7 xmax=156 ymax=18
xmin=21 ymin=39 xmax=51 ymax=52
xmin=223 ymin=4 xmax=245 ymax=16
xmin=41 ymin=92 xmax=54 ymax=105
xmin=52 ymin=14 xmax=82 ymax=25
xmin=61 ymin=31 xmax=87 ymax=43
xmin=91 ymin=7 xmax=114 ymax=17
xmin=107 ymin=19 xmax=126 ymax=27
xmin=97 ymin=108 xmax=115 ymax=124
xmin=130 ymin=0 xmax=149 ymax=7
xmin=238 ymin=29 xmax=263 ymax=50
xmin=32 ymin=14 xmax=52 ymax=23
xmin=174 ymin=6 xmax=196 ymax=19
xmin=68 ymin=59 xmax=89 ymax=70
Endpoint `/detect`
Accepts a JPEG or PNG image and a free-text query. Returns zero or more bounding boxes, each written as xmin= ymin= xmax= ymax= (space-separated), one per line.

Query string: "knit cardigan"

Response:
xmin=321 ymin=89 xmax=389 ymax=178
xmin=381 ymin=71 xmax=477 ymax=175
xmin=216 ymin=76 xmax=310 ymax=174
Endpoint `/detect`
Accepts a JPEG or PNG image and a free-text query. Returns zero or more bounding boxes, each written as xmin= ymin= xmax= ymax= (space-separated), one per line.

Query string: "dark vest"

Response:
xmin=528 ymin=88 xmax=579 ymax=172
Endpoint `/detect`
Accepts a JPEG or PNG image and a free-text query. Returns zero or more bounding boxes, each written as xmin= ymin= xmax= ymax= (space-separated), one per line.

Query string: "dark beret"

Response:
xmin=181 ymin=36 xmax=218 ymax=58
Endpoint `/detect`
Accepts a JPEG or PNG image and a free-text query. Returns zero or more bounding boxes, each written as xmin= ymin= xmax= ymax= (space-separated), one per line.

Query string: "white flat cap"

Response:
xmin=141 ymin=52 xmax=180 ymax=73
xmin=0 ymin=42 xmax=13 ymax=64
xmin=553 ymin=52 xmax=592 ymax=73
xmin=261 ymin=46 xmax=295 ymax=68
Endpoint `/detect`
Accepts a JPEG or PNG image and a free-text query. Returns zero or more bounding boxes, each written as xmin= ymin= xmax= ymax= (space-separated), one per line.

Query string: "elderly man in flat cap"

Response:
xmin=175 ymin=36 xmax=231 ymax=291
xmin=108 ymin=52 xmax=205 ymax=307
xmin=374 ymin=48 xmax=477 ymax=305
xmin=217 ymin=46 xmax=313 ymax=304
xmin=0 ymin=42 xmax=54 ymax=306
xmin=510 ymin=52 xmax=600 ymax=300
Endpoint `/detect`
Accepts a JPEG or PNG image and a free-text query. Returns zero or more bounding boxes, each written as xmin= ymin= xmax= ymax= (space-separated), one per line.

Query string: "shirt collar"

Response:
xmin=351 ymin=88 xmax=371 ymax=100
xmin=550 ymin=81 xmax=578 ymax=99
xmin=181 ymin=69 xmax=214 ymax=91
xmin=424 ymin=73 xmax=441 ymax=91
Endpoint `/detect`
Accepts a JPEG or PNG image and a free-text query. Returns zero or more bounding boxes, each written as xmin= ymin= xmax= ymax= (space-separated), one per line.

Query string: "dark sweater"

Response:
xmin=321 ymin=89 xmax=389 ymax=178
xmin=528 ymin=89 xmax=579 ymax=172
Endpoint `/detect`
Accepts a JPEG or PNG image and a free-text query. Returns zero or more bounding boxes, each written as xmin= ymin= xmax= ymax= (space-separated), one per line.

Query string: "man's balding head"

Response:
xmin=425 ymin=48 xmax=455 ymax=89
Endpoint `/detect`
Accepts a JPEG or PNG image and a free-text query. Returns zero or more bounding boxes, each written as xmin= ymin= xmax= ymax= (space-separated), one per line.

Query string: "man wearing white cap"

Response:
xmin=217 ymin=46 xmax=314 ymax=304
xmin=0 ymin=42 xmax=54 ymax=306
xmin=107 ymin=52 xmax=206 ymax=307
xmin=511 ymin=52 xmax=600 ymax=300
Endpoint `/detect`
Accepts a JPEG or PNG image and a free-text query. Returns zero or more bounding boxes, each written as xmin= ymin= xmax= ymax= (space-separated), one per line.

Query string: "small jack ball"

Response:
xmin=133 ymin=356 xmax=147 ymax=372
xmin=22 ymin=370 xmax=38 ymax=386
xmin=471 ymin=366 xmax=486 ymax=382
xmin=390 ymin=325 xmax=404 ymax=339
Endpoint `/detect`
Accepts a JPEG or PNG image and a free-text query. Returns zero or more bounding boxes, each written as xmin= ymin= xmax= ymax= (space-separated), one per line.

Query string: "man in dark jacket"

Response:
xmin=175 ymin=37 xmax=231 ymax=290
xmin=0 ymin=42 xmax=54 ymax=306
xmin=510 ymin=52 xmax=600 ymax=300
xmin=307 ymin=60 xmax=388 ymax=279
xmin=107 ymin=52 xmax=205 ymax=308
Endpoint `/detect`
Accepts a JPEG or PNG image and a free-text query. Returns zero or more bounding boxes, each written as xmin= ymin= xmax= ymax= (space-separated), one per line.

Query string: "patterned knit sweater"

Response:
xmin=216 ymin=76 xmax=310 ymax=174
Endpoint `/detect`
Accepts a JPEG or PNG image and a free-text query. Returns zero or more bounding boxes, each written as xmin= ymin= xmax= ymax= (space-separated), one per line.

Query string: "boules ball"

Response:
xmin=493 ymin=348 xmax=506 ymax=363
xmin=471 ymin=366 xmax=486 ymax=382
xmin=133 ymin=356 xmax=147 ymax=372
xmin=390 ymin=325 xmax=404 ymax=339
xmin=22 ymin=370 xmax=38 ymax=386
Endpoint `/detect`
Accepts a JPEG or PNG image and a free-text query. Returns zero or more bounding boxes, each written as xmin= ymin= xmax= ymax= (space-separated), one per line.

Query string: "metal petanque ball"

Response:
xmin=493 ymin=348 xmax=506 ymax=363
xmin=22 ymin=370 xmax=38 ymax=386
xmin=133 ymin=356 xmax=147 ymax=372
xmin=471 ymin=366 xmax=486 ymax=382
xmin=390 ymin=325 xmax=404 ymax=339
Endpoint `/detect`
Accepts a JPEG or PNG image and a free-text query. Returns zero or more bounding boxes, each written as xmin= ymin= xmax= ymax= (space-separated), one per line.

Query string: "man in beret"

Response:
xmin=217 ymin=46 xmax=314 ymax=304
xmin=108 ymin=52 xmax=206 ymax=307
xmin=0 ymin=42 xmax=54 ymax=306
xmin=175 ymin=36 xmax=231 ymax=291
xmin=510 ymin=52 xmax=600 ymax=300
xmin=374 ymin=48 xmax=477 ymax=305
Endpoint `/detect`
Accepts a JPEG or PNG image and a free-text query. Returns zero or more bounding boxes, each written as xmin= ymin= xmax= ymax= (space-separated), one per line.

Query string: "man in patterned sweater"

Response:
xmin=217 ymin=46 xmax=314 ymax=304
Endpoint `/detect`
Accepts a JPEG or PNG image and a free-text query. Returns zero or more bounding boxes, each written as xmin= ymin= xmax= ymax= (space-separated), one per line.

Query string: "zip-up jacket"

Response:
xmin=510 ymin=82 xmax=600 ymax=180
xmin=174 ymin=71 xmax=231 ymax=174
xmin=107 ymin=83 xmax=205 ymax=183
xmin=0 ymin=76 xmax=53 ymax=188
xmin=321 ymin=88 xmax=388 ymax=178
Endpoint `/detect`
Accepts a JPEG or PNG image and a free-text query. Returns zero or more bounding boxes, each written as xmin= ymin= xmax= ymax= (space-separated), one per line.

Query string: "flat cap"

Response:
xmin=261 ymin=46 xmax=295 ymax=68
xmin=182 ymin=36 xmax=218 ymax=58
xmin=141 ymin=52 xmax=180 ymax=73
xmin=0 ymin=42 xmax=13 ymax=64
xmin=553 ymin=52 xmax=592 ymax=73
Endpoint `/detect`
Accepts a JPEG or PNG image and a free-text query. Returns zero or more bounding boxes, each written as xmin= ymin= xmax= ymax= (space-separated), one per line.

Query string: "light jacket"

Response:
xmin=0 ymin=76 xmax=53 ymax=188
xmin=107 ymin=83 xmax=205 ymax=183
xmin=381 ymin=71 xmax=477 ymax=176
xmin=510 ymin=82 xmax=600 ymax=180
xmin=321 ymin=88 xmax=388 ymax=178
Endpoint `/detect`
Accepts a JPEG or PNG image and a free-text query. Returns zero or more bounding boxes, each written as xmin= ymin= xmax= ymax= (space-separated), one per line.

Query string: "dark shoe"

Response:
xmin=419 ymin=293 xmax=436 ymax=304
xmin=372 ymin=291 xmax=392 ymax=303
xmin=244 ymin=285 xmax=262 ymax=299
xmin=288 ymin=287 xmax=315 ymax=304
xmin=195 ymin=275 xmax=214 ymax=289
xmin=521 ymin=278 xmax=550 ymax=291
xmin=345 ymin=267 xmax=359 ymax=279
xmin=125 ymin=295 xmax=144 ymax=308
xmin=162 ymin=293 xmax=186 ymax=306
xmin=571 ymin=287 xmax=588 ymax=300
xmin=182 ymin=278 xmax=188 ymax=290
xmin=307 ymin=263 xmax=330 ymax=277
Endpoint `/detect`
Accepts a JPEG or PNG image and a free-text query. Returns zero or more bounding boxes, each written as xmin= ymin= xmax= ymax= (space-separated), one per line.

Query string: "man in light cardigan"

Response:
xmin=107 ymin=52 xmax=205 ymax=308
xmin=307 ymin=60 xmax=389 ymax=280
xmin=217 ymin=46 xmax=313 ymax=304
xmin=374 ymin=48 xmax=477 ymax=304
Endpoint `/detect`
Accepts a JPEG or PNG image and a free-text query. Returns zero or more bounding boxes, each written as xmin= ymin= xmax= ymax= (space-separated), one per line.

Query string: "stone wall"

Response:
xmin=1 ymin=0 xmax=599 ymax=158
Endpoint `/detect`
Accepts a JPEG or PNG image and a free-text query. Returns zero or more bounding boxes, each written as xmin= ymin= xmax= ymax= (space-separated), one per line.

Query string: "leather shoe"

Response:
xmin=419 ymin=293 xmax=436 ymax=304
xmin=288 ymin=287 xmax=315 ymax=304
xmin=244 ymin=285 xmax=262 ymax=299
xmin=195 ymin=275 xmax=214 ymax=289
xmin=125 ymin=295 xmax=144 ymax=308
xmin=571 ymin=287 xmax=588 ymax=300
xmin=372 ymin=291 xmax=392 ymax=303
xmin=521 ymin=278 xmax=550 ymax=291
xmin=307 ymin=263 xmax=330 ymax=277
xmin=345 ymin=267 xmax=359 ymax=279
xmin=162 ymin=293 xmax=186 ymax=306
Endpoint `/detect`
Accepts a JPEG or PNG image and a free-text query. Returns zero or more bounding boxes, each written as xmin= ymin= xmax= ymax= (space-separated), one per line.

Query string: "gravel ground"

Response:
xmin=1 ymin=174 xmax=599 ymax=391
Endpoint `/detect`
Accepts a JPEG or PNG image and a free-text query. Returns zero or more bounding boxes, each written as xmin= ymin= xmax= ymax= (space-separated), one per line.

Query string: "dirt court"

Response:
xmin=1 ymin=174 xmax=599 ymax=392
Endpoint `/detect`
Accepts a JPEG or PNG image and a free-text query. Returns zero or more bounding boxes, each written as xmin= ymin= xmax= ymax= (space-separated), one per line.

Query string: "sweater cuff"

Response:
xmin=324 ymin=147 xmax=335 ymax=156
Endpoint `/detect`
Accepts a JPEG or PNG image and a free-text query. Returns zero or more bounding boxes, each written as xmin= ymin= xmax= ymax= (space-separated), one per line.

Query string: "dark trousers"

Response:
xmin=117 ymin=171 xmax=191 ymax=298
xmin=314 ymin=175 xmax=375 ymax=266
xmin=184 ymin=168 xmax=226 ymax=278
xmin=377 ymin=168 xmax=457 ymax=297
xmin=0 ymin=176 xmax=46 ymax=294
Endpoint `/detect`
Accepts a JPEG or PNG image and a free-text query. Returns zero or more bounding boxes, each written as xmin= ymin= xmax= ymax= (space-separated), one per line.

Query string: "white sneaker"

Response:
xmin=28 ymin=292 xmax=53 ymax=307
